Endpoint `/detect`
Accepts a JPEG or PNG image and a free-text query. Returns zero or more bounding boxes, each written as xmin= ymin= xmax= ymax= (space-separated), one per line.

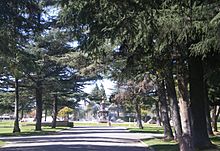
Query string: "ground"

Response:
xmin=0 ymin=126 xmax=162 ymax=151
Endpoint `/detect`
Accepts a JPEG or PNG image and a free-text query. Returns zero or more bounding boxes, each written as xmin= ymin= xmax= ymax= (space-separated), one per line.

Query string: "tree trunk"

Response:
xmin=13 ymin=78 xmax=20 ymax=133
xmin=204 ymin=82 xmax=214 ymax=135
xmin=35 ymin=81 xmax=43 ymax=131
xmin=74 ymin=109 xmax=78 ymax=121
xmin=158 ymin=80 xmax=174 ymax=140
xmin=206 ymin=106 xmax=213 ymax=135
xmin=155 ymin=101 xmax=162 ymax=126
xmin=135 ymin=99 xmax=143 ymax=129
xmin=189 ymin=56 xmax=212 ymax=149
xmin=117 ymin=103 xmax=120 ymax=118
xmin=212 ymin=106 xmax=220 ymax=132
xmin=215 ymin=107 xmax=220 ymax=131
xmin=165 ymin=67 xmax=182 ymax=140
xmin=51 ymin=94 xmax=58 ymax=128
xmin=177 ymin=74 xmax=194 ymax=151
xmin=44 ymin=109 xmax=47 ymax=122
xmin=21 ymin=103 xmax=24 ymax=120
xmin=211 ymin=106 xmax=216 ymax=132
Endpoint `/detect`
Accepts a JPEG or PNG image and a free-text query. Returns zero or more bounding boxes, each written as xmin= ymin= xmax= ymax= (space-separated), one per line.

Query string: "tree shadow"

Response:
xmin=1 ymin=136 xmax=140 ymax=143
xmin=129 ymin=130 xmax=163 ymax=134
xmin=211 ymin=136 xmax=220 ymax=142
xmin=149 ymin=144 xmax=178 ymax=151
xmin=0 ymin=144 xmax=147 ymax=151
xmin=60 ymin=128 xmax=129 ymax=134
xmin=0 ymin=131 xmax=57 ymax=137
xmin=129 ymin=126 xmax=164 ymax=133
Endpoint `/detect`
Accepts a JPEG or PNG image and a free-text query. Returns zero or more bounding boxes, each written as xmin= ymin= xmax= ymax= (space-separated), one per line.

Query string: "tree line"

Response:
xmin=0 ymin=1 xmax=220 ymax=151
xmin=0 ymin=0 xmax=100 ymax=132
xmin=57 ymin=0 xmax=220 ymax=151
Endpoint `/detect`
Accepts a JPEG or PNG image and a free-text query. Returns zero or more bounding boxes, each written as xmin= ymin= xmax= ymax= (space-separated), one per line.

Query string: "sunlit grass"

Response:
xmin=210 ymin=136 xmax=220 ymax=150
xmin=128 ymin=124 xmax=164 ymax=134
xmin=73 ymin=122 xmax=108 ymax=127
xmin=0 ymin=120 xmax=67 ymax=137
xmin=0 ymin=141 xmax=5 ymax=146
xmin=74 ymin=122 xmax=138 ymax=127
xmin=128 ymin=122 xmax=220 ymax=151
xmin=143 ymin=139 xmax=178 ymax=151
xmin=142 ymin=137 xmax=220 ymax=151
xmin=73 ymin=121 xmax=157 ymax=128
xmin=0 ymin=120 xmax=68 ymax=146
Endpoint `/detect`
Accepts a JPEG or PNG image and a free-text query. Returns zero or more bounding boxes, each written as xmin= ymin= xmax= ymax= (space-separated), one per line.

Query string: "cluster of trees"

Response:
xmin=57 ymin=0 xmax=220 ymax=151
xmin=0 ymin=1 xmax=100 ymax=132
xmin=84 ymin=83 xmax=107 ymax=120
xmin=1 ymin=1 xmax=220 ymax=151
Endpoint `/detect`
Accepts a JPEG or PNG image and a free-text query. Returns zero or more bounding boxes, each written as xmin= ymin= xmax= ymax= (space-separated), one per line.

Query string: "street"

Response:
xmin=0 ymin=126 xmax=162 ymax=151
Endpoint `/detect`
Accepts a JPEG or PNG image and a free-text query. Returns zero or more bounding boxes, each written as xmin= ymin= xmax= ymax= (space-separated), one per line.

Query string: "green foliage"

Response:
xmin=88 ymin=83 xmax=107 ymax=103
xmin=0 ymin=92 xmax=14 ymax=114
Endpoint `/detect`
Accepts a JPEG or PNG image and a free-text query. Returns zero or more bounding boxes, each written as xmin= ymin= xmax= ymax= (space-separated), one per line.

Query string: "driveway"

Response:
xmin=0 ymin=126 xmax=162 ymax=151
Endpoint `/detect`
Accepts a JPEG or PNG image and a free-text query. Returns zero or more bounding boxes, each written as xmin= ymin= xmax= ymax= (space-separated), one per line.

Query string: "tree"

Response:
xmin=0 ymin=0 xmax=44 ymax=133
xmin=112 ymin=76 xmax=155 ymax=129
xmin=22 ymin=2 xmax=220 ymax=148
xmin=157 ymin=79 xmax=174 ymax=140
xmin=89 ymin=83 xmax=107 ymax=103
xmin=58 ymin=106 xmax=73 ymax=121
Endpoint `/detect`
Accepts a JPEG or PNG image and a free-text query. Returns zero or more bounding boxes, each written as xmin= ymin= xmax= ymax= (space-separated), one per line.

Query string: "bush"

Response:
xmin=58 ymin=107 xmax=73 ymax=121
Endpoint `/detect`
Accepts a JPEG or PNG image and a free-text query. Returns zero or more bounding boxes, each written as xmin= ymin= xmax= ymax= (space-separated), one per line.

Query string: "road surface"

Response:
xmin=0 ymin=126 xmax=162 ymax=151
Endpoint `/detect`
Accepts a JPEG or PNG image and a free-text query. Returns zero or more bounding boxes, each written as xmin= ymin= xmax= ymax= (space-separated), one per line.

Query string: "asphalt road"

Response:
xmin=0 ymin=126 xmax=162 ymax=151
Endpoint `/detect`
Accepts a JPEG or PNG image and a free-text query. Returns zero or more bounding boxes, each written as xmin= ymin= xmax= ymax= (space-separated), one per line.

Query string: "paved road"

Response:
xmin=0 ymin=126 xmax=162 ymax=151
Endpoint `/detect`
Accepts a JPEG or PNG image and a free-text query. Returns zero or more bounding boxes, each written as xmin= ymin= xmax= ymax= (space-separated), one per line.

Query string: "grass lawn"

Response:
xmin=128 ymin=124 xmax=220 ymax=151
xmin=142 ymin=137 xmax=220 ymax=151
xmin=0 ymin=120 xmax=69 ymax=147
xmin=0 ymin=120 xmax=67 ymax=137
xmin=73 ymin=121 xmax=138 ymax=127
xmin=128 ymin=124 xmax=164 ymax=134
xmin=143 ymin=139 xmax=178 ymax=151
xmin=73 ymin=122 xmax=109 ymax=127
xmin=0 ymin=141 xmax=5 ymax=146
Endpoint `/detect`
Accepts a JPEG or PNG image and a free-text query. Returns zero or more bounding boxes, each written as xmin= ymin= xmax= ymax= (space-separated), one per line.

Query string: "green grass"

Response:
xmin=74 ymin=122 xmax=109 ymax=127
xmin=128 ymin=124 xmax=164 ymax=134
xmin=0 ymin=120 xmax=68 ymax=147
xmin=142 ymin=137 xmax=220 ymax=151
xmin=0 ymin=141 xmax=5 ymax=146
xmin=210 ymin=136 xmax=220 ymax=150
xmin=143 ymin=139 xmax=178 ymax=151
xmin=74 ymin=121 xmax=138 ymax=127
xmin=73 ymin=121 xmax=156 ymax=128
xmin=128 ymin=125 xmax=179 ymax=151
xmin=127 ymin=123 xmax=220 ymax=151
xmin=0 ymin=120 xmax=67 ymax=137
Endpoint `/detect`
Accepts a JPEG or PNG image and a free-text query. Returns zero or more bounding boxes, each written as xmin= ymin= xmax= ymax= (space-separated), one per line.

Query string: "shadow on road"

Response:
xmin=0 ymin=144 xmax=148 ymax=151
xmin=1 ymin=136 xmax=139 ymax=144
xmin=0 ymin=126 xmax=156 ymax=151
